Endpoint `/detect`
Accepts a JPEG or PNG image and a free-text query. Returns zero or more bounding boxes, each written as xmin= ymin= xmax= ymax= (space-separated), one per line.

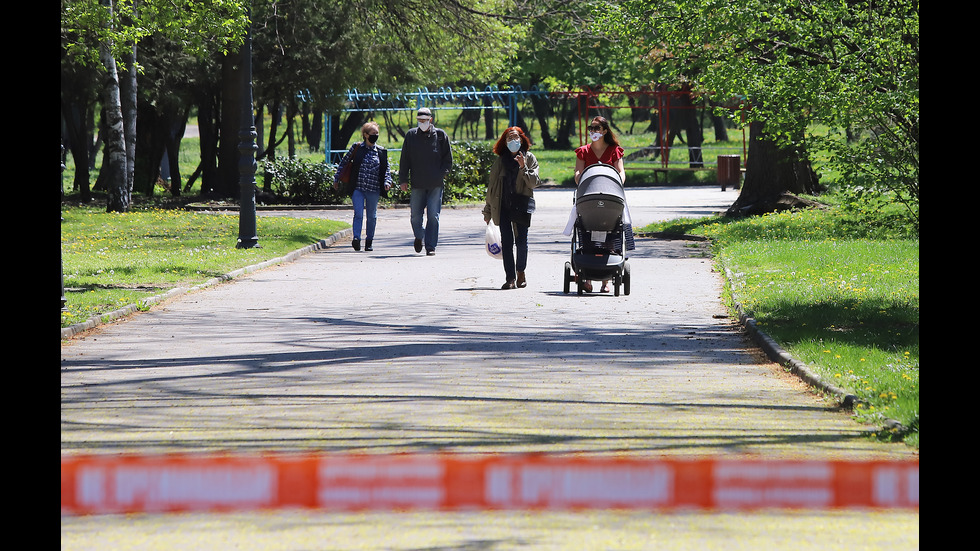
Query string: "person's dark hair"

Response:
xmin=493 ymin=126 xmax=531 ymax=156
xmin=590 ymin=116 xmax=621 ymax=148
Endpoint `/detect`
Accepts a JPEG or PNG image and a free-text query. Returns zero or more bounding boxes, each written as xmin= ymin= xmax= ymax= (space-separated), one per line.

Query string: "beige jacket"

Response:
xmin=482 ymin=152 xmax=542 ymax=225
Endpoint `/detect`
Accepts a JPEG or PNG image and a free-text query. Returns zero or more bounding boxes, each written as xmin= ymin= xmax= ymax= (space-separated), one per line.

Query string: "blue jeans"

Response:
xmin=352 ymin=188 xmax=381 ymax=240
xmin=410 ymin=186 xmax=443 ymax=251
xmin=499 ymin=209 xmax=529 ymax=281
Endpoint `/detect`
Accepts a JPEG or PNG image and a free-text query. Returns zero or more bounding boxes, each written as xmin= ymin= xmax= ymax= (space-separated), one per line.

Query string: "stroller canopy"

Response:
xmin=577 ymin=163 xmax=625 ymax=203
xmin=576 ymin=163 xmax=625 ymax=232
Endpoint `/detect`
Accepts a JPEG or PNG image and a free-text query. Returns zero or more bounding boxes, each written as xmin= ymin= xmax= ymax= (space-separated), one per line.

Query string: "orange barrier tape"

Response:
xmin=61 ymin=453 xmax=918 ymax=515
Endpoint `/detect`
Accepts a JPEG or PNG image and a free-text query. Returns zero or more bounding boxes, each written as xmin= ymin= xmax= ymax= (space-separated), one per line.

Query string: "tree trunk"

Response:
xmin=679 ymin=88 xmax=704 ymax=168
xmin=300 ymin=101 xmax=311 ymax=148
xmin=218 ymin=51 xmax=241 ymax=198
xmin=254 ymin=103 xmax=265 ymax=160
xmin=100 ymin=41 xmax=130 ymax=213
xmin=120 ymin=44 xmax=138 ymax=199
xmin=726 ymin=120 xmax=823 ymax=217
xmin=334 ymin=111 xmax=365 ymax=152
xmin=710 ymin=112 xmax=729 ymax=142
xmin=88 ymin=114 xmax=102 ymax=173
xmin=651 ymin=88 xmax=691 ymax=162
xmin=191 ymin=82 xmax=220 ymax=195
xmin=529 ymin=93 xmax=556 ymax=149
xmin=481 ymin=97 xmax=494 ymax=141
xmin=265 ymin=100 xmax=281 ymax=162
xmin=134 ymin=98 xmax=188 ymax=196
xmin=551 ymin=96 xmax=579 ymax=150
xmin=286 ymin=98 xmax=297 ymax=158
xmin=166 ymin=108 xmax=188 ymax=196
xmin=61 ymin=101 xmax=93 ymax=203
xmin=133 ymin=99 xmax=166 ymax=195
xmin=514 ymin=104 xmax=531 ymax=139
xmin=308 ymin=108 xmax=322 ymax=152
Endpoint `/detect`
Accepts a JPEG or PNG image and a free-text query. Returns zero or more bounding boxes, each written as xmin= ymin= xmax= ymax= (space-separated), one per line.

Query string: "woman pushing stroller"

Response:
xmin=483 ymin=127 xmax=543 ymax=289
xmin=575 ymin=116 xmax=627 ymax=186
xmin=567 ymin=116 xmax=635 ymax=292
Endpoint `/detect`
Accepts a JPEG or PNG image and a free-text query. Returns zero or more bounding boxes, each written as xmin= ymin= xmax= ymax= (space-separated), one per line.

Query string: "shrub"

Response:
xmin=260 ymin=141 xmax=495 ymax=206
xmin=445 ymin=140 xmax=496 ymax=203
xmin=261 ymin=157 xmax=345 ymax=205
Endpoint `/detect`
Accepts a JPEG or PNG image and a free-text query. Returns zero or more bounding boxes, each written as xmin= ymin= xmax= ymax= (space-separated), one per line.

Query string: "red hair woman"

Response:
xmin=482 ymin=127 xmax=542 ymax=289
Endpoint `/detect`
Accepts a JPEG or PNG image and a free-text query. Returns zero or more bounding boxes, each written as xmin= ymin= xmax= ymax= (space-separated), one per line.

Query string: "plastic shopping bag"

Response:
xmin=485 ymin=222 xmax=503 ymax=260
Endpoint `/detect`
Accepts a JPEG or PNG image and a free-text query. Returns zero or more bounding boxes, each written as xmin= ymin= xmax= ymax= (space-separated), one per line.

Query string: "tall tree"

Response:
xmin=500 ymin=0 xmax=662 ymax=149
xmin=61 ymin=41 xmax=103 ymax=203
xmin=62 ymin=0 xmax=248 ymax=211
xmin=603 ymin=0 xmax=918 ymax=219
xmin=201 ymin=0 xmax=518 ymax=195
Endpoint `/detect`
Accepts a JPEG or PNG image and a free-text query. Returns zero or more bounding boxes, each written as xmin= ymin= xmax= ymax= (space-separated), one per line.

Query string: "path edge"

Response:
xmin=60 ymin=228 xmax=352 ymax=340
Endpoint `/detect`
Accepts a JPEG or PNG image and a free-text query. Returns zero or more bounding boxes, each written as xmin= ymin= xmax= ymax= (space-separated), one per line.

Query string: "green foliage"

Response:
xmin=445 ymin=141 xmax=498 ymax=203
xmin=261 ymin=157 xmax=343 ymax=205
xmin=249 ymin=0 xmax=517 ymax=108
xmin=602 ymin=0 xmax=919 ymax=217
xmin=815 ymin=129 xmax=920 ymax=229
xmin=822 ymin=188 xmax=919 ymax=239
xmin=61 ymin=0 xmax=247 ymax=68
xmin=508 ymin=0 xmax=654 ymax=88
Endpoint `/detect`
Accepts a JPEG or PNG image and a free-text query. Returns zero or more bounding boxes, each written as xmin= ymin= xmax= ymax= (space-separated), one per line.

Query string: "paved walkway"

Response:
xmin=61 ymin=185 xmax=914 ymax=460
xmin=61 ymin=185 xmax=918 ymax=550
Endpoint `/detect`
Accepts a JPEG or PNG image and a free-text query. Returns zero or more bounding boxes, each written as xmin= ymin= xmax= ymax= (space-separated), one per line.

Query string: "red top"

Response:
xmin=575 ymin=143 xmax=624 ymax=167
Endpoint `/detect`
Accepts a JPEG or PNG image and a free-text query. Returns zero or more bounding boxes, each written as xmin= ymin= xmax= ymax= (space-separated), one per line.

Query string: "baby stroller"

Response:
xmin=562 ymin=163 xmax=631 ymax=296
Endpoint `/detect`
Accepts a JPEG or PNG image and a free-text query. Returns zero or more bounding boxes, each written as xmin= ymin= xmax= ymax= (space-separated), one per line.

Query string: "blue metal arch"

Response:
xmin=321 ymin=86 xmax=550 ymax=161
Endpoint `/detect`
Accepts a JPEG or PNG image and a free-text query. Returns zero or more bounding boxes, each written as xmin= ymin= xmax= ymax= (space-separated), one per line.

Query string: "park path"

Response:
xmin=60 ymin=185 xmax=914 ymax=460
xmin=61 ymin=185 xmax=917 ymax=551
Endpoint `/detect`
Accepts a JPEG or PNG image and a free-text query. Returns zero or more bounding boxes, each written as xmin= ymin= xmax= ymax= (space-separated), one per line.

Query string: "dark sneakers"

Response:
xmin=414 ymin=239 xmax=434 ymax=255
xmin=364 ymin=240 xmax=373 ymax=251
xmin=352 ymin=238 xmax=361 ymax=251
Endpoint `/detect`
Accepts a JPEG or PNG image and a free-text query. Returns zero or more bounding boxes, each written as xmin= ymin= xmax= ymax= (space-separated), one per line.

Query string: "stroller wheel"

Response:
xmin=623 ymin=262 xmax=631 ymax=295
xmin=563 ymin=262 xmax=571 ymax=294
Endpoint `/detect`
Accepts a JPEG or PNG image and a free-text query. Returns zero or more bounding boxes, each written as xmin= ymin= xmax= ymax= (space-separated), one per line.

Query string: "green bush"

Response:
xmin=445 ymin=140 xmax=497 ymax=203
xmin=259 ymin=141 xmax=495 ymax=206
xmin=261 ymin=157 xmax=344 ymax=205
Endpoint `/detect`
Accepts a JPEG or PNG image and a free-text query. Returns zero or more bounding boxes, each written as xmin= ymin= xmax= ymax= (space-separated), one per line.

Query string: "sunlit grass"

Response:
xmin=640 ymin=207 xmax=919 ymax=448
xmin=61 ymin=206 xmax=348 ymax=329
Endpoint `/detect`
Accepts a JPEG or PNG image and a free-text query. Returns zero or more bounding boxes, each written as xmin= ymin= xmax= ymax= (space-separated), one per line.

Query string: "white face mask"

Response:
xmin=590 ymin=132 xmax=603 ymax=142
xmin=507 ymin=139 xmax=521 ymax=152
xmin=418 ymin=120 xmax=431 ymax=131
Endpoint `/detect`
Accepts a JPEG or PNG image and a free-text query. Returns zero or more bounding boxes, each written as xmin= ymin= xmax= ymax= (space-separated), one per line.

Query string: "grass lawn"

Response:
xmin=640 ymin=206 xmax=919 ymax=448
xmin=61 ymin=205 xmax=348 ymax=329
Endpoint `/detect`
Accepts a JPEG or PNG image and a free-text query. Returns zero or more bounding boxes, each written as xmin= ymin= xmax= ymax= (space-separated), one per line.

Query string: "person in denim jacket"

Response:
xmin=334 ymin=121 xmax=393 ymax=251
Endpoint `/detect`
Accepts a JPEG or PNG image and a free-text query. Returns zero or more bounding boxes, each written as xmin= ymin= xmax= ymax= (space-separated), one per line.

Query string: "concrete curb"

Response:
xmin=722 ymin=266 xmax=866 ymax=411
xmin=60 ymin=228 xmax=352 ymax=340
xmin=733 ymin=303 xmax=910 ymax=435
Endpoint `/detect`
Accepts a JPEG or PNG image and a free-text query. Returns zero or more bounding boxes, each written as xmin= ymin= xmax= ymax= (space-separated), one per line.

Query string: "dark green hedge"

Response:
xmin=260 ymin=140 xmax=496 ymax=205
